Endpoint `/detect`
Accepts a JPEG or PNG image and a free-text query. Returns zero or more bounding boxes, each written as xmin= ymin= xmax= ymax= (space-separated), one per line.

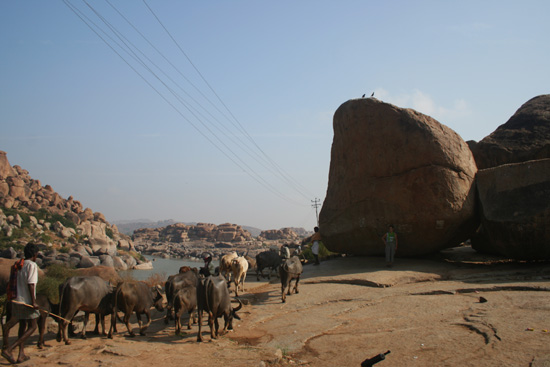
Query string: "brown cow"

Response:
xmin=109 ymin=281 xmax=164 ymax=338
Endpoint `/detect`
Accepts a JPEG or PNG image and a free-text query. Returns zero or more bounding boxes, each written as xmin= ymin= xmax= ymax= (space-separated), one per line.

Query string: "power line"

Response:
xmin=63 ymin=0 xmax=314 ymax=206
xmin=141 ymin=0 xmax=314 ymax=200
xmin=66 ymin=0 xmax=303 ymax=205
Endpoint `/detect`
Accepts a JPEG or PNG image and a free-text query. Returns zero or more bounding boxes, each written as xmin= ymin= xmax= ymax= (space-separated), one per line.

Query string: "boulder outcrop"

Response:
xmin=473 ymin=159 xmax=550 ymax=259
xmin=319 ymin=98 xmax=478 ymax=256
xmin=0 ymin=151 xmax=133 ymax=255
xmin=468 ymin=94 xmax=550 ymax=169
xmin=258 ymin=228 xmax=301 ymax=241
xmin=132 ymin=222 xmax=252 ymax=244
xmin=0 ymin=151 xmax=137 ymax=268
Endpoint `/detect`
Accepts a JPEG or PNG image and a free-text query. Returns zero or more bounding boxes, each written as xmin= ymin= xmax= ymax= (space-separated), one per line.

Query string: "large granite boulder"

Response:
xmin=473 ymin=159 xmax=550 ymax=259
xmin=0 ymin=151 xmax=15 ymax=180
xmin=468 ymin=95 xmax=550 ymax=169
xmin=319 ymin=98 xmax=478 ymax=256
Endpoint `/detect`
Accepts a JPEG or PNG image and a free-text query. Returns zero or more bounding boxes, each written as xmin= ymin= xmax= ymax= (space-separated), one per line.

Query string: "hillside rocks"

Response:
xmin=468 ymin=95 xmax=550 ymax=169
xmin=133 ymin=222 xmax=252 ymax=244
xmin=0 ymin=151 xmax=132 ymax=250
xmin=473 ymin=159 xmax=550 ymax=259
xmin=132 ymin=224 xmax=308 ymax=261
xmin=258 ymin=228 xmax=301 ymax=241
xmin=132 ymin=222 xmax=262 ymax=260
xmin=0 ymin=151 xmax=147 ymax=270
xmin=319 ymin=98 xmax=478 ymax=256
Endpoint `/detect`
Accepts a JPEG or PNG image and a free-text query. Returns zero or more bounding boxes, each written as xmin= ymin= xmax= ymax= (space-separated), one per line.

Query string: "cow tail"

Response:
xmin=205 ymin=279 xmax=211 ymax=313
xmin=58 ymin=280 xmax=68 ymax=324
xmin=114 ymin=285 xmax=124 ymax=323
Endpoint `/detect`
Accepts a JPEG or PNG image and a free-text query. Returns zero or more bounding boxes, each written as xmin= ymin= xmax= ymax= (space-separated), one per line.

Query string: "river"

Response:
xmin=119 ymin=255 xmax=220 ymax=281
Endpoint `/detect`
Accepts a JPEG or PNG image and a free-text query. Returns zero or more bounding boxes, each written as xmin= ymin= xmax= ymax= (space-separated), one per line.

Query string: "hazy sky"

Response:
xmin=1 ymin=1 xmax=548 ymax=230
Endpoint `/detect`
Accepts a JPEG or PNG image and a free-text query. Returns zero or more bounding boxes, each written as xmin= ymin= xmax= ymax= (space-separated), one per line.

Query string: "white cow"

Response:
xmin=219 ymin=252 xmax=238 ymax=283
xmin=231 ymin=256 xmax=249 ymax=297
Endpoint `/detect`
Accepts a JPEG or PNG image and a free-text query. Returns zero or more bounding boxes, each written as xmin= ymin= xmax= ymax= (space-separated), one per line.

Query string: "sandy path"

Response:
xmin=3 ymin=249 xmax=550 ymax=367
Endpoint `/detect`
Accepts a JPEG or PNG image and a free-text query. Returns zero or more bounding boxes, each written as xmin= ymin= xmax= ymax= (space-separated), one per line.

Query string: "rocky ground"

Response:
xmin=2 ymin=246 xmax=550 ymax=367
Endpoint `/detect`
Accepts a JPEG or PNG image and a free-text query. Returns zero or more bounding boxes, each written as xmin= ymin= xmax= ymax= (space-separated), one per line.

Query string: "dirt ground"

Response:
xmin=2 ymin=246 xmax=550 ymax=367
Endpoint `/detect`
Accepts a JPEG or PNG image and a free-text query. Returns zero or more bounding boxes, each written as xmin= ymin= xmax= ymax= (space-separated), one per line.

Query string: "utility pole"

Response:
xmin=311 ymin=198 xmax=321 ymax=226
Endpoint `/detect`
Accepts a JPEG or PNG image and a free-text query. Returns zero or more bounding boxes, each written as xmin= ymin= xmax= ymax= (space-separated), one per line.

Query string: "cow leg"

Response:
xmin=196 ymin=309 xmax=204 ymax=342
xmin=294 ymin=275 xmax=301 ymax=294
xmin=140 ymin=311 xmax=151 ymax=336
xmin=37 ymin=311 xmax=48 ymax=349
xmin=99 ymin=314 xmax=107 ymax=336
xmin=208 ymin=312 xmax=216 ymax=339
xmin=214 ymin=316 xmax=220 ymax=338
xmin=281 ymin=283 xmax=287 ymax=303
xmin=124 ymin=310 xmax=135 ymax=337
xmin=187 ymin=309 xmax=194 ymax=330
xmin=108 ymin=310 xmax=116 ymax=339
xmin=81 ymin=312 xmax=90 ymax=339
xmin=58 ymin=307 xmax=78 ymax=345
xmin=175 ymin=308 xmax=182 ymax=335
xmin=164 ymin=305 xmax=173 ymax=325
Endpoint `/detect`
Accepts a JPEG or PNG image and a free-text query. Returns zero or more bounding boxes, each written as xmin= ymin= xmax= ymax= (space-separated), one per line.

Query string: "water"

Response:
xmin=119 ymin=255 xmax=219 ymax=281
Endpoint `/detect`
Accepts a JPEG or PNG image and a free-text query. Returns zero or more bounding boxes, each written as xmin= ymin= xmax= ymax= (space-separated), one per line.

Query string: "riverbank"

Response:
xmin=5 ymin=247 xmax=550 ymax=367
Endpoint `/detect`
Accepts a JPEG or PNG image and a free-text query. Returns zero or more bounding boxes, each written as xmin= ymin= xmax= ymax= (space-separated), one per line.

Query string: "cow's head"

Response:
xmin=152 ymin=285 xmax=165 ymax=312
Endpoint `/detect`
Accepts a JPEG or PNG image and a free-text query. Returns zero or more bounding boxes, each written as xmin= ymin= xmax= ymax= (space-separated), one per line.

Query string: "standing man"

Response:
xmin=310 ymin=227 xmax=322 ymax=265
xmin=2 ymin=242 xmax=40 ymax=364
xmin=382 ymin=225 xmax=398 ymax=268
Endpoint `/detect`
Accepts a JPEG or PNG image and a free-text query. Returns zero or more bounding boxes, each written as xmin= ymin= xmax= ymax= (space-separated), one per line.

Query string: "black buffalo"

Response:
xmin=255 ymin=250 xmax=282 ymax=281
xmin=57 ymin=276 xmax=115 ymax=345
xmin=173 ymin=285 xmax=197 ymax=334
xmin=108 ymin=281 xmax=164 ymax=338
xmin=196 ymin=275 xmax=242 ymax=342
xmin=279 ymin=256 xmax=303 ymax=303
xmin=164 ymin=269 xmax=199 ymax=324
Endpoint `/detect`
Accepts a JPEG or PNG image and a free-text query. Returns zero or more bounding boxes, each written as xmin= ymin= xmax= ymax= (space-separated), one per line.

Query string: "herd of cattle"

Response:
xmin=19 ymin=249 xmax=304 ymax=346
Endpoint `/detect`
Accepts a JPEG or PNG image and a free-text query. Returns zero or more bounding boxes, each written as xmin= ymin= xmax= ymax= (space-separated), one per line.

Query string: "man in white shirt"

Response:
xmin=2 ymin=242 xmax=40 ymax=364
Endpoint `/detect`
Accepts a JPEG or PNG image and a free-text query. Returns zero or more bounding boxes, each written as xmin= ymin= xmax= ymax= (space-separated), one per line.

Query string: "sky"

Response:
xmin=1 ymin=1 xmax=549 ymax=231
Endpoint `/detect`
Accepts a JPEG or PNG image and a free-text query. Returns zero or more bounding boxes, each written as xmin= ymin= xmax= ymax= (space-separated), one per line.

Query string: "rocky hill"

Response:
xmin=0 ymin=150 xmax=310 ymax=266
xmin=131 ymin=223 xmax=307 ymax=260
xmin=0 ymin=151 xmax=141 ymax=270
xmin=113 ymin=219 xmax=180 ymax=235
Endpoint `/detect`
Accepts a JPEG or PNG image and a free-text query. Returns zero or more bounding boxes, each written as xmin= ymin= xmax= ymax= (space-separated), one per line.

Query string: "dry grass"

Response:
xmin=143 ymin=271 xmax=167 ymax=287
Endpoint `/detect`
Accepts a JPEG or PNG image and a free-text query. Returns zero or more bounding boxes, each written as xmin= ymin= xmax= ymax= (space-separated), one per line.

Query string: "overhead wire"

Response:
xmin=104 ymin=0 xmax=313 ymax=201
xmin=141 ymin=0 xmax=314 ymax=200
xmin=68 ymin=0 xmax=302 ymax=205
xmin=63 ymin=0 xmax=319 ymax=206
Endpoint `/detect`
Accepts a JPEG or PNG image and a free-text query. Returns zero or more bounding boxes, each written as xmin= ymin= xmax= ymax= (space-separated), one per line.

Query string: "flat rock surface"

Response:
xmin=4 ymin=247 xmax=550 ymax=367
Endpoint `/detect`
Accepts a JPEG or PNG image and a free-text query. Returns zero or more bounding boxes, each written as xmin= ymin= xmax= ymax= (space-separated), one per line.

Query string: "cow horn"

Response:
xmin=232 ymin=298 xmax=243 ymax=312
